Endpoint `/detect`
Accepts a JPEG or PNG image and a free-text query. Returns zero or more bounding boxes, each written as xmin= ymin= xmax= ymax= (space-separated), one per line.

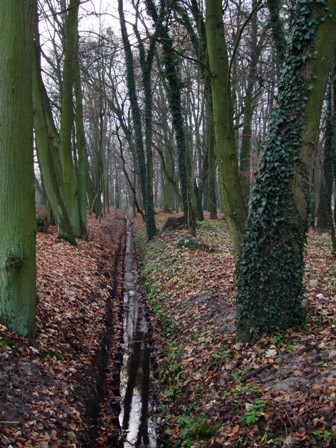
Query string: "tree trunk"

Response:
xmin=237 ymin=0 xmax=336 ymax=342
xmin=33 ymin=10 xmax=76 ymax=245
xmin=0 ymin=0 xmax=37 ymax=337
xmin=59 ymin=0 xmax=81 ymax=236
xmin=205 ymin=0 xmax=248 ymax=253
xmin=146 ymin=0 xmax=196 ymax=234
xmin=240 ymin=0 xmax=261 ymax=204
xmin=317 ymin=84 xmax=334 ymax=232
xmin=161 ymin=28 xmax=196 ymax=234
xmin=134 ymin=16 xmax=160 ymax=238
xmin=74 ymin=30 xmax=88 ymax=235
xmin=206 ymin=85 xmax=217 ymax=220
xmin=267 ymin=0 xmax=286 ymax=68
xmin=162 ymin=139 xmax=176 ymax=212
xmin=177 ymin=0 xmax=217 ymax=220
xmin=119 ymin=0 xmax=157 ymax=240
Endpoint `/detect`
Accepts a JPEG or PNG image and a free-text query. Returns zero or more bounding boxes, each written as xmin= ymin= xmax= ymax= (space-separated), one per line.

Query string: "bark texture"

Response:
xmin=0 ymin=0 xmax=37 ymax=337
xmin=205 ymin=0 xmax=248 ymax=253
xmin=59 ymin=0 xmax=81 ymax=236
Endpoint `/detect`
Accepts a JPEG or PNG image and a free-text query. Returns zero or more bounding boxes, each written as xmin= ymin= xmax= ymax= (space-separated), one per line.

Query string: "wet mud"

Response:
xmin=119 ymin=217 xmax=156 ymax=448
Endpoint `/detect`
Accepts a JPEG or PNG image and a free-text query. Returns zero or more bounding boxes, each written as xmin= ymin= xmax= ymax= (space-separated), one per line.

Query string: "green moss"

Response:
xmin=177 ymin=416 xmax=220 ymax=447
xmin=0 ymin=337 xmax=11 ymax=347
xmin=176 ymin=234 xmax=213 ymax=251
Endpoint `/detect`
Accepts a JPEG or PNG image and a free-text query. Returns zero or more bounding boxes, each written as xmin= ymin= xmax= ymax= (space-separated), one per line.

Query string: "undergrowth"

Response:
xmin=133 ymin=214 xmax=336 ymax=447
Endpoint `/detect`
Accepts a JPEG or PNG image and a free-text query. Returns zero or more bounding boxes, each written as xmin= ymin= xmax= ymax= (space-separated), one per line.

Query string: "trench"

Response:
xmin=118 ymin=216 xmax=156 ymax=447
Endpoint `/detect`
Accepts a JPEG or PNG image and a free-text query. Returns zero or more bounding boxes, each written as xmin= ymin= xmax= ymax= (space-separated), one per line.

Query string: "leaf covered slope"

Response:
xmin=0 ymin=212 xmax=125 ymax=447
xmin=135 ymin=211 xmax=336 ymax=447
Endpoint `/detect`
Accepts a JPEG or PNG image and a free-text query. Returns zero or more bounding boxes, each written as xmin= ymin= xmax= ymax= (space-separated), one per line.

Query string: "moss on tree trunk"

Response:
xmin=205 ymin=0 xmax=247 ymax=253
xmin=33 ymin=12 xmax=76 ymax=245
xmin=0 ymin=0 xmax=37 ymax=337
xmin=74 ymin=34 xmax=88 ymax=236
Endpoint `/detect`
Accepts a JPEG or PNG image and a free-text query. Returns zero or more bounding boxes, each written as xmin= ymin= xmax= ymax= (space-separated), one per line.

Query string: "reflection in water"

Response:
xmin=119 ymin=217 xmax=156 ymax=447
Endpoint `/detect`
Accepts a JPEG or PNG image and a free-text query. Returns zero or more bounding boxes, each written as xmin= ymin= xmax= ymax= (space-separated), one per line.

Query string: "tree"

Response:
xmin=0 ymin=0 xmax=37 ymax=337
xmin=205 ymin=0 xmax=248 ymax=253
xmin=267 ymin=0 xmax=286 ymax=69
xmin=173 ymin=0 xmax=217 ymax=219
xmin=74 ymin=31 xmax=88 ymax=234
xmin=146 ymin=0 xmax=197 ymax=234
xmin=59 ymin=0 xmax=82 ymax=236
xmin=240 ymin=0 xmax=266 ymax=204
xmin=153 ymin=82 xmax=179 ymax=211
xmin=118 ymin=0 xmax=157 ymax=240
xmin=316 ymin=82 xmax=335 ymax=232
xmin=37 ymin=0 xmax=87 ymax=238
xmin=33 ymin=6 xmax=76 ymax=244
xmin=316 ymin=75 xmax=336 ymax=253
xmin=237 ymin=0 xmax=336 ymax=341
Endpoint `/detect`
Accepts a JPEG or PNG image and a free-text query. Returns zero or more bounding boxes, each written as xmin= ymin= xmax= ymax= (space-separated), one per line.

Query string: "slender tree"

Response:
xmin=154 ymin=84 xmax=178 ymax=211
xmin=119 ymin=0 xmax=157 ymax=239
xmin=240 ymin=0 xmax=265 ymax=204
xmin=175 ymin=0 xmax=217 ymax=219
xmin=133 ymin=7 xmax=162 ymax=232
xmin=317 ymin=83 xmax=334 ymax=232
xmin=146 ymin=0 xmax=196 ymax=233
xmin=0 ymin=0 xmax=37 ymax=337
xmin=33 ymin=7 xmax=76 ymax=244
xmin=267 ymin=0 xmax=286 ymax=68
xmin=59 ymin=0 xmax=81 ymax=236
xmin=74 ymin=23 xmax=88 ymax=235
xmin=205 ymin=0 xmax=248 ymax=253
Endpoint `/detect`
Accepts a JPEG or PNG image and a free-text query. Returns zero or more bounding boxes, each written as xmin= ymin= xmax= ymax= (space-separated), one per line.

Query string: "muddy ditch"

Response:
xmin=80 ymin=216 xmax=158 ymax=448
xmin=118 ymin=216 xmax=157 ymax=447
xmin=80 ymin=219 xmax=125 ymax=447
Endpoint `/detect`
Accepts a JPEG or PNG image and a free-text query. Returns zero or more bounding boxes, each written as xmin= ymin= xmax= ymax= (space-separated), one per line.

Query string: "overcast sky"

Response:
xmin=79 ymin=0 xmax=119 ymax=32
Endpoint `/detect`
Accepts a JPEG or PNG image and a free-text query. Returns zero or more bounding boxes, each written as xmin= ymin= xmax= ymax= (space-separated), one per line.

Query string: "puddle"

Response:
xmin=119 ymin=217 xmax=156 ymax=447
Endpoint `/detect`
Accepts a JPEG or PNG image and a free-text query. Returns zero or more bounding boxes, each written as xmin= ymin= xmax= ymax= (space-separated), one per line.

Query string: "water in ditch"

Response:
xmin=119 ymin=217 xmax=156 ymax=448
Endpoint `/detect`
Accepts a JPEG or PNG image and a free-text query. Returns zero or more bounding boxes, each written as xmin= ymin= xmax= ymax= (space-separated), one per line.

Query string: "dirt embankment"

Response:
xmin=134 ymin=211 xmax=336 ymax=448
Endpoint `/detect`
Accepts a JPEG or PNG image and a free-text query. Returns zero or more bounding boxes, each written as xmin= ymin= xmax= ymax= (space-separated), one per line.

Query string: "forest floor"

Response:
xmin=133 ymin=211 xmax=336 ymax=448
xmin=0 ymin=211 xmax=125 ymax=448
xmin=1 ymin=209 xmax=336 ymax=448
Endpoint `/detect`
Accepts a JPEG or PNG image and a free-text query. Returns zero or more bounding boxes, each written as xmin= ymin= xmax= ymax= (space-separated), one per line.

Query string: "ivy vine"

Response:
xmin=237 ymin=0 xmax=331 ymax=341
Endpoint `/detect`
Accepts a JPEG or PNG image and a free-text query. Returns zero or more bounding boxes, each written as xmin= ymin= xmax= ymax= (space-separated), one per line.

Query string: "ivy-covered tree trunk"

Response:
xmin=174 ymin=0 xmax=208 ymax=222
xmin=146 ymin=0 xmax=196 ymax=234
xmin=0 ymin=0 xmax=37 ymax=337
xmin=237 ymin=0 xmax=336 ymax=342
xmin=176 ymin=0 xmax=217 ymax=219
xmin=267 ymin=0 xmax=286 ymax=68
xmin=134 ymin=11 xmax=163 ymax=236
xmin=162 ymin=131 xmax=176 ymax=212
xmin=119 ymin=0 xmax=157 ymax=240
xmin=205 ymin=0 xmax=248 ymax=253
xmin=160 ymin=28 xmax=196 ymax=234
